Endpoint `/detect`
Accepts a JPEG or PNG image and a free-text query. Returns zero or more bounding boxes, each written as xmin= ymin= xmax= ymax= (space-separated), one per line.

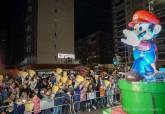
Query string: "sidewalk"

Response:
xmin=80 ymin=110 xmax=102 ymax=114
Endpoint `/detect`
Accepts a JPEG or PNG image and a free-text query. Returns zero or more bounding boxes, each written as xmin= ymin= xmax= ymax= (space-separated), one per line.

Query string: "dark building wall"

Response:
xmin=100 ymin=32 xmax=113 ymax=64
xmin=77 ymin=31 xmax=113 ymax=65
xmin=76 ymin=38 xmax=87 ymax=64
xmin=1 ymin=0 xmax=27 ymax=66
xmin=0 ymin=0 xmax=38 ymax=67
xmin=0 ymin=0 xmax=12 ymax=66
xmin=0 ymin=0 xmax=29 ymax=67
xmin=86 ymin=35 xmax=100 ymax=64
xmin=24 ymin=0 xmax=38 ymax=65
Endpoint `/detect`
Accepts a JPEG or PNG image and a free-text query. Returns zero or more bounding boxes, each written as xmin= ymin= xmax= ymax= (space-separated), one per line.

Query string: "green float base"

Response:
xmin=118 ymin=80 xmax=165 ymax=114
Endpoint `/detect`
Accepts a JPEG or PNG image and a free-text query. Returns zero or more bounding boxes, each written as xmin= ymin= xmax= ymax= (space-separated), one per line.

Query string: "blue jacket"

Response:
xmin=73 ymin=88 xmax=80 ymax=101
xmin=54 ymin=92 xmax=64 ymax=106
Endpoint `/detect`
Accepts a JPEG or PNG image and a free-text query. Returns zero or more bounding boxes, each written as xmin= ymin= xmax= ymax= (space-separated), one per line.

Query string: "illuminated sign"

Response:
xmin=58 ymin=53 xmax=75 ymax=59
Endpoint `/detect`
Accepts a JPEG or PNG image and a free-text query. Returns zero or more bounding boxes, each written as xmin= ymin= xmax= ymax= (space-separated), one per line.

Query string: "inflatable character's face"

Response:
xmin=133 ymin=23 xmax=161 ymax=41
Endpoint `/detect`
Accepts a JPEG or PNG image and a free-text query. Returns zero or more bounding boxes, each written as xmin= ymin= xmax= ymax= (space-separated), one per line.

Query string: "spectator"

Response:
xmin=73 ymin=87 xmax=80 ymax=113
xmin=32 ymin=93 xmax=40 ymax=114
xmin=80 ymin=86 xmax=87 ymax=111
xmin=99 ymin=83 xmax=106 ymax=107
xmin=53 ymin=90 xmax=63 ymax=114
xmin=106 ymin=82 xmax=113 ymax=107
xmin=86 ymin=84 xmax=97 ymax=112
xmin=16 ymin=98 xmax=25 ymax=114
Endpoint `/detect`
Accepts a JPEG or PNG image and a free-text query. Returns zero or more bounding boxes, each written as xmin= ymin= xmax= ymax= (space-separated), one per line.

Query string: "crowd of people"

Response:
xmin=0 ymin=68 xmax=122 ymax=114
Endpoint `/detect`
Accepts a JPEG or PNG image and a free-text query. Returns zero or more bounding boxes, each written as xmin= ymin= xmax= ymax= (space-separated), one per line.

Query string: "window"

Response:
xmin=116 ymin=19 xmax=126 ymax=27
xmin=115 ymin=0 xmax=124 ymax=7
xmin=54 ymin=56 xmax=57 ymax=60
xmin=117 ymin=9 xmax=125 ymax=16
xmin=160 ymin=16 xmax=165 ymax=22
xmin=158 ymin=53 xmax=165 ymax=60
xmin=54 ymin=32 xmax=57 ymax=39
xmin=54 ymin=22 xmax=58 ymax=28
xmin=118 ymin=47 xmax=126 ymax=52
xmin=158 ymin=46 xmax=165 ymax=52
xmin=28 ymin=6 xmax=32 ymax=12
xmin=117 ymin=25 xmax=126 ymax=31
xmin=54 ymin=44 xmax=57 ymax=49
xmin=28 ymin=0 xmax=32 ymax=3
xmin=117 ymin=31 xmax=123 ymax=36
xmin=27 ymin=46 xmax=31 ymax=53
xmin=54 ymin=9 xmax=58 ymax=13
xmin=158 ymin=31 xmax=165 ymax=38
xmin=26 ymin=35 xmax=31 ymax=42
xmin=26 ymin=24 xmax=32 ymax=32
xmin=116 ymin=14 xmax=125 ymax=20
xmin=54 ymin=32 xmax=57 ymax=37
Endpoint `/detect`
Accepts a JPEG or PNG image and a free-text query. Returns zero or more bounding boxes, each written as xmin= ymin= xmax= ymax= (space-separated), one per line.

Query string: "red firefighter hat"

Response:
xmin=128 ymin=10 xmax=160 ymax=28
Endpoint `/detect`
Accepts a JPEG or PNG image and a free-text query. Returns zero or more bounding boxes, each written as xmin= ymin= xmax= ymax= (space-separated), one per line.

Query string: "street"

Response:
xmin=80 ymin=110 xmax=102 ymax=114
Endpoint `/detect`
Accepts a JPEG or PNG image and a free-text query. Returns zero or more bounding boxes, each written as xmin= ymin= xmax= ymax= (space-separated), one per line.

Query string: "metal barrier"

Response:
xmin=40 ymin=93 xmax=120 ymax=114
xmin=72 ymin=92 xmax=120 ymax=114
xmin=0 ymin=92 xmax=120 ymax=114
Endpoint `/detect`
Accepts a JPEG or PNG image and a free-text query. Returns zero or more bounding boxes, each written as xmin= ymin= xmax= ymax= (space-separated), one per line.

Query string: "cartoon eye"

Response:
xmin=134 ymin=27 xmax=137 ymax=31
xmin=139 ymin=26 xmax=142 ymax=31
xmin=134 ymin=24 xmax=139 ymax=31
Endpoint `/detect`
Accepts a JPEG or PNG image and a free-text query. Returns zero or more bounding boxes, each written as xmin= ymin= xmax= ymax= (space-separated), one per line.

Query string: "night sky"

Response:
xmin=0 ymin=0 xmax=25 ymax=33
xmin=75 ymin=0 xmax=112 ymax=39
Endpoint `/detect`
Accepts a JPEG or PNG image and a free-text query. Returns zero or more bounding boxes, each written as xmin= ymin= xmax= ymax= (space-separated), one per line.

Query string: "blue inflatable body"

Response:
xmin=132 ymin=41 xmax=156 ymax=77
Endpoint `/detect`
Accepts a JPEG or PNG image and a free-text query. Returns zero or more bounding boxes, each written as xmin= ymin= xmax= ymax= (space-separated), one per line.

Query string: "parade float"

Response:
xmin=103 ymin=10 xmax=165 ymax=114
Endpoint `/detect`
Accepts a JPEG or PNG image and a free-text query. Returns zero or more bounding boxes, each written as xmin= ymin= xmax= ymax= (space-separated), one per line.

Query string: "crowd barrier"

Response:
xmin=0 ymin=91 xmax=120 ymax=114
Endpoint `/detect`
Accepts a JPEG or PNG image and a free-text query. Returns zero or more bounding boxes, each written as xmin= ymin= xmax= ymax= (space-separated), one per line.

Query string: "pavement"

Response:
xmin=80 ymin=103 xmax=120 ymax=114
xmin=80 ymin=109 xmax=102 ymax=114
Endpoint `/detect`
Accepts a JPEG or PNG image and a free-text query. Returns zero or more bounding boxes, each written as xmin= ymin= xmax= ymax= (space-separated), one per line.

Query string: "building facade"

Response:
xmin=154 ymin=0 xmax=165 ymax=67
xmin=20 ymin=0 xmax=75 ymax=66
xmin=77 ymin=31 xmax=113 ymax=65
xmin=37 ymin=0 xmax=74 ymax=64
xmin=112 ymin=0 xmax=127 ymax=64
xmin=4 ymin=0 xmax=27 ymax=67
xmin=24 ymin=0 xmax=38 ymax=65
xmin=76 ymin=38 xmax=87 ymax=64
xmin=0 ymin=29 xmax=7 ymax=69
